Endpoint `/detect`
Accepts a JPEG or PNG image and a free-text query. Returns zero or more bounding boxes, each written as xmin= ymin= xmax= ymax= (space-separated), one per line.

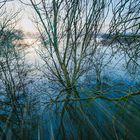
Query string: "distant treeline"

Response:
xmin=101 ymin=33 xmax=140 ymax=45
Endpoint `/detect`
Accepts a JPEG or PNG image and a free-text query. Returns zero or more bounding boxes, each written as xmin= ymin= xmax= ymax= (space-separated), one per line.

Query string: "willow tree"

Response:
xmin=0 ymin=6 xmax=35 ymax=139
xmin=109 ymin=0 xmax=140 ymax=76
xmin=26 ymin=0 xmax=110 ymax=138
xmin=27 ymin=0 xmax=140 ymax=138
xmin=30 ymin=0 xmax=109 ymax=100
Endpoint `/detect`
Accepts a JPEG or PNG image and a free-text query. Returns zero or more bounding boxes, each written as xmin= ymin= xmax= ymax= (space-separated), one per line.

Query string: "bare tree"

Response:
xmin=26 ymin=0 xmax=140 ymax=139
xmin=0 ymin=8 xmax=38 ymax=139
xmin=4 ymin=0 xmax=138 ymax=139
xmin=108 ymin=0 xmax=140 ymax=75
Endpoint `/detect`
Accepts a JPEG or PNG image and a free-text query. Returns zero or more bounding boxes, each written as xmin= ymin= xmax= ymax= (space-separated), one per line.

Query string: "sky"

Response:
xmin=4 ymin=0 xmax=37 ymax=33
xmin=2 ymin=0 xmax=114 ymax=34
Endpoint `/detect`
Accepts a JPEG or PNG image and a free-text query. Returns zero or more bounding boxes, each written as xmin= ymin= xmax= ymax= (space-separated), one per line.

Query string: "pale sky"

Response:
xmin=3 ymin=0 xmax=113 ymax=33
xmin=4 ymin=0 xmax=37 ymax=33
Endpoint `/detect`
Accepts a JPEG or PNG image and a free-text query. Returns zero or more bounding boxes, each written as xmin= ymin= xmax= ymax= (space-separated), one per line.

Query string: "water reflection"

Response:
xmin=0 ymin=39 xmax=140 ymax=140
xmin=26 ymin=41 xmax=140 ymax=140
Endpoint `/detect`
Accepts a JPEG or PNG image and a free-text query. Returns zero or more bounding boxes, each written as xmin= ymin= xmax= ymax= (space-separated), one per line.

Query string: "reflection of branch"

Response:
xmin=45 ymin=91 xmax=140 ymax=103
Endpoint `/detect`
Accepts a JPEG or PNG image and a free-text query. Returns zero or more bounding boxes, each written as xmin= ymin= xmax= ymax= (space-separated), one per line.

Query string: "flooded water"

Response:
xmin=21 ymin=39 xmax=140 ymax=140
xmin=0 ymin=38 xmax=140 ymax=140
